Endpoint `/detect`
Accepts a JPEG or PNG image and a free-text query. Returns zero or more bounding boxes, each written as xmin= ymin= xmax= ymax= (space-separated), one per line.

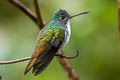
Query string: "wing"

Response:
xmin=24 ymin=25 xmax=65 ymax=75
xmin=32 ymin=36 xmax=62 ymax=75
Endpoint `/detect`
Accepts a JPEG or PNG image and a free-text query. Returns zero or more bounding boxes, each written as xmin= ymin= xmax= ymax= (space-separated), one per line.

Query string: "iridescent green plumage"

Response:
xmin=24 ymin=9 xmax=89 ymax=75
xmin=24 ymin=19 xmax=66 ymax=75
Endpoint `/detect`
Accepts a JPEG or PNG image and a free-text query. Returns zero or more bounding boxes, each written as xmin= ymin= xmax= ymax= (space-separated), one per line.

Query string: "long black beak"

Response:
xmin=69 ymin=11 xmax=90 ymax=19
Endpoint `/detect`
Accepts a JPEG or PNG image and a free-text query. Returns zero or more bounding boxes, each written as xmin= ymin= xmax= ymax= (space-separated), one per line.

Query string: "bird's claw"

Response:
xmin=55 ymin=50 xmax=79 ymax=59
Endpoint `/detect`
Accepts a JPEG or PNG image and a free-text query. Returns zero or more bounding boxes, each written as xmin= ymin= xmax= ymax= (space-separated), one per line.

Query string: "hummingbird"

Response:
xmin=24 ymin=9 xmax=89 ymax=75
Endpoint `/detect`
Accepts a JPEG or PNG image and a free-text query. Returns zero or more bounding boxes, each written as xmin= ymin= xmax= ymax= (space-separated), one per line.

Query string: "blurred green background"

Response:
xmin=0 ymin=0 xmax=119 ymax=80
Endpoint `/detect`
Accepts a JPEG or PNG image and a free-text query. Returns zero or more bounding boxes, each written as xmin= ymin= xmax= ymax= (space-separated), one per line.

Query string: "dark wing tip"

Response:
xmin=24 ymin=66 xmax=32 ymax=75
xmin=24 ymin=69 xmax=29 ymax=75
xmin=24 ymin=71 xmax=27 ymax=75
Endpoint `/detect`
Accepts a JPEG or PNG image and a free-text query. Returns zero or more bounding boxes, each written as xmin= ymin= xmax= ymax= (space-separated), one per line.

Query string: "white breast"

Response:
xmin=62 ymin=21 xmax=71 ymax=47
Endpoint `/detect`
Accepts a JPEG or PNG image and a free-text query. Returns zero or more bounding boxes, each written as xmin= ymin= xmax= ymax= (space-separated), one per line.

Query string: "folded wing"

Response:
xmin=24 ymin=27 xmax=64 ymax=75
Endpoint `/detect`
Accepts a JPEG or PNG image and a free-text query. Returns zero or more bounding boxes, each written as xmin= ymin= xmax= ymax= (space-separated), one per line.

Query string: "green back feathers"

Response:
xmin=42 ymin=23 xmax=65 ymax=41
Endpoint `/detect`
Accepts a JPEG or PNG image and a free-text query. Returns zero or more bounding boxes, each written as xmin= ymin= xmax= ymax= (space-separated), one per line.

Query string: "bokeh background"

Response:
xmin=0 ymin=0 xmax=119 ymax=80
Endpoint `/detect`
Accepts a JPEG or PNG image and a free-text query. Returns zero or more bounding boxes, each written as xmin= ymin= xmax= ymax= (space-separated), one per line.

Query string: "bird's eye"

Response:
xmin=61 ymin=16 xmax=65 ymax=20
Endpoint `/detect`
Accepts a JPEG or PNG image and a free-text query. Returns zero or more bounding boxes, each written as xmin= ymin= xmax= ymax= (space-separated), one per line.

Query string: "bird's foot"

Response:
xmin=55 ymin=50 xmax=79 ymax=59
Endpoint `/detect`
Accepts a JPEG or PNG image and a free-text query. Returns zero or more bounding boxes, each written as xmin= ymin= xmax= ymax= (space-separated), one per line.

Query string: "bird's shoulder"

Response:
xmin=38 ymin=23 xmax=65 ymax=41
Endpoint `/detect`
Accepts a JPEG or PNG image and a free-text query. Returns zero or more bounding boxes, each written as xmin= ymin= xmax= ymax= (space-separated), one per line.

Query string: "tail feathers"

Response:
xmin=32 ymin=44 xmax=57 ymax=75
xmin=24 ymin=58 xmax=37 ymax=75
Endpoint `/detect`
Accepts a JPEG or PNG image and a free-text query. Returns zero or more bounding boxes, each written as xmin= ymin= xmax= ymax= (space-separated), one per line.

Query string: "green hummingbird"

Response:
xmin=24 ymin=9 xmax=89 ymax=75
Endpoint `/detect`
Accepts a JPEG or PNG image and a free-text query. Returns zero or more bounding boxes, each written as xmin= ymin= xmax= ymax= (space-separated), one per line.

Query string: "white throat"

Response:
xmin=62 ymin=21 xmax=71 ymax=47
